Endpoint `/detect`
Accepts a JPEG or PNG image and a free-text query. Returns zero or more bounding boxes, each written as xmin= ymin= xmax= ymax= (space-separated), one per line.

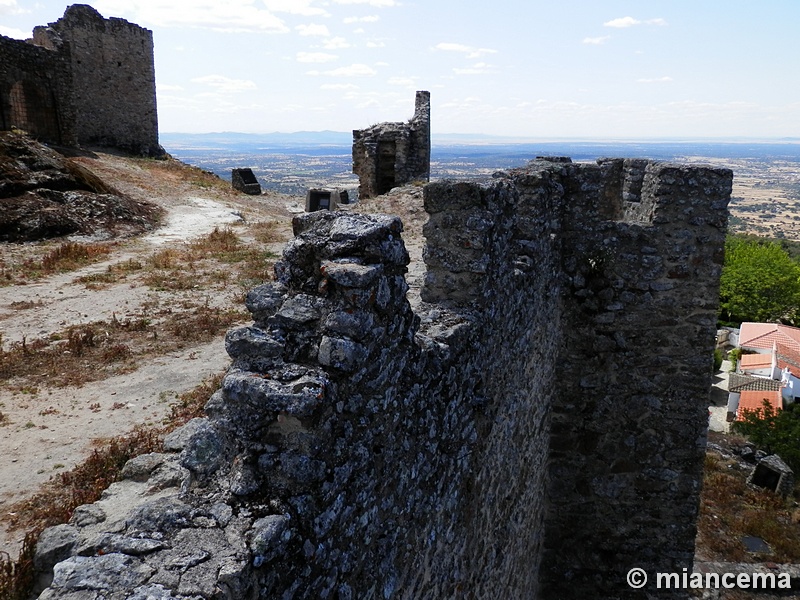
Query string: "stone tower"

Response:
xmin=31 ymin=4 xmax=163 ymax=157
xmin=352 ymin=90 xmax=431 ymax=199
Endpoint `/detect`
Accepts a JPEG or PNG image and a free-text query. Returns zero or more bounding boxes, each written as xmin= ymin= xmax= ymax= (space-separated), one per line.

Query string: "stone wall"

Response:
xmin=33 ymin=157 xmax=731 ymax=599
xmin=33 ymin=4 xmax=163 ymax=157
xmin=542 ymin=158 xmax=732 ymax=597
xmin=352 ymin=91 xmax=431 ymax=199
xmin=0 ymin=33 xmax=77 ymax=146
xmin=0 ymin=4 xmax=162 ymax=156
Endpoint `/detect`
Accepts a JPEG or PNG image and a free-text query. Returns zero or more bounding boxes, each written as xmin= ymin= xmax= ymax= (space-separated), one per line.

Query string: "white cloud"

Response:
xmin=191 ymin=75 xmax=257 ymax=93
xmin=307 ymin=63 xmax=377 ymax=77
xmin=583 ymin=36 xmax=611 ymax=45
xmin=323 ymin=36 xmax=351 ymax=49
xmin=344 ymin=15 xmax=380 ymax=23
xmin=328 ymin=63 xmax=378 ymax=76
xmin=366 ymin=40 xmax=386 ymax=48
xmin=435 ymin=42 xmax=498 ymax=59
xmin=262 ymin=0 xmax=330 ymax=16
xmin=637 ymin=76 xmax=673 ymax=83
xmin=158 ymin=84 xmax=185 ymax=91
xmin=296 ymin=51 xmax=339 ymax=63
xmin=296 ymin=23 xmax=330 ymax=36
xmin=604 ymin=16 xmax=667 ymax=28
xmin=0 ymin=24 xmax=28 ymax=38
xmin=93 ymin=0 xmax=289 ymax=33
xmin=604 ymin=16 xmax=640 ymax=28
xmin=0 ymin=0 xmax=24 ymax=16
xmin=388 ymin=76 xmax=417 ymax=87
xmin=454 ymin=62 xmax=492 ymax=75
xmin=320 ymin=83 xmax=360 ymax=90
xmin=333 ymin=0 xmax=397 ymax=6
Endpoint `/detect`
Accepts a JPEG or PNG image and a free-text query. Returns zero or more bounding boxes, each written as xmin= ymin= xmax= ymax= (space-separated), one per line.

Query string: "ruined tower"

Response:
xmin=352 ymin=90 xmax=431 ymax=199
xmin=0 ymin=4 xmax=163 ymax=156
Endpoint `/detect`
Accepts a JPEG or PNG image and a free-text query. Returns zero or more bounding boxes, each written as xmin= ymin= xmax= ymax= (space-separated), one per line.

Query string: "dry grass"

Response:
xmin=135 ymin=156 xmax=232 ymax=193
xmin=0 ymin=241 xmax=113 ymax=285
xmin=696 ymin=452 xmax=800 ymax=563
xmin=0 ymin=372 xmax=223 ymax=600
xmin=71 ymin=227 xmax=279 ymax=293
xmin=0 ymin=305 xmax=243 ymax=390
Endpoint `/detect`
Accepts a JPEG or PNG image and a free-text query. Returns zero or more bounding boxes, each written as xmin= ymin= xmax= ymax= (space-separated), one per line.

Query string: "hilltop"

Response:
xmin=0 ymin=135 xmax=300 ymax=557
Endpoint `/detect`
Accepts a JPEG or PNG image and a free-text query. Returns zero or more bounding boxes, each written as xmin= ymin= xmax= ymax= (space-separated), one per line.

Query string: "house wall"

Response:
xmin=1 ymin=4 xmax=161 ymax=156
xmin=540 ymin=158 xmax=731 ymax=596
xmin=352 ymin=91 xmax=431 ymax=199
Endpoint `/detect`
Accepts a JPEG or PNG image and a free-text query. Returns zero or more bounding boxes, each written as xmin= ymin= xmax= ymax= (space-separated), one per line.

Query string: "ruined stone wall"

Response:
xmin=33 ymin=4 xmax=162 ymax=157
xmin=0 ymin=34 xmax=77 ymax=146
xmin=352 ymin=91 xmax=431 ymax=199
xmin=33 ymin=158 xmax=731 ymax=600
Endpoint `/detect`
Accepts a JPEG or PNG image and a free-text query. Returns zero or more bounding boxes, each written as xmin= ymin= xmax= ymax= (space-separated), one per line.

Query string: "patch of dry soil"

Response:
xmin=0 ymin=150 xmax=300 ymax=557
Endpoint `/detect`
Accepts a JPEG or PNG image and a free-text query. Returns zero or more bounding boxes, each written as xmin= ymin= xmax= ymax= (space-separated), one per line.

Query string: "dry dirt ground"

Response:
xmin=0 ymin=151 xmax=304 ymax=558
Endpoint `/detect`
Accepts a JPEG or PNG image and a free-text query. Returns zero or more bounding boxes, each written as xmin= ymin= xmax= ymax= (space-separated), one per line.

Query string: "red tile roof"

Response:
xmin=740 ymin=322 xmax=800 ymax=354
xmin=740 ymin=353 xmax=773 ymax=371
xmin=736 ymin=389 xmax=782 ymax=421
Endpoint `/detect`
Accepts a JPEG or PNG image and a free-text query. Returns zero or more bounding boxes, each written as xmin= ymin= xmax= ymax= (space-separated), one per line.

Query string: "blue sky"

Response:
xmin=2 ymin=0 xmax=799 ymax=138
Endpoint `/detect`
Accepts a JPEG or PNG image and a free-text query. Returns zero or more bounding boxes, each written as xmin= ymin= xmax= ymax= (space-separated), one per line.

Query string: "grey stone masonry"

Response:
xmin=0 ymin=32 xmax=77 ymax=146
xmin=0 ymin=4 xmax=163 ymax=156
xmin=34 ymin=157 xmax=731 ymax=600
xmin=232 ymin=168 xmax=262 ymax=195
xmin=35 ymin=4 xmax=164 ymax=157
xmin=352 ymin=90 xmax=431 ymax=199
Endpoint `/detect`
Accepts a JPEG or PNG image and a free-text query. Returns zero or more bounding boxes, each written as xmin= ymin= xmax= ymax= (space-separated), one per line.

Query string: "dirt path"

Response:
xmin=0 ymin=152 xmax=298 ymax=558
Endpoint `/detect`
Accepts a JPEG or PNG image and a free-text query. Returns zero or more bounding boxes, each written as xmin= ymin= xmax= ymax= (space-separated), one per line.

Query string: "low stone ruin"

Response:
xmin=304 ymin=188 xmax=348 ymax=212
xmin=748 ymin=454 xmax=794 ymax=496
xmin=231 ymin=168 xmax=261 ymax=195
xmin=352 ymin=91 xmax=430 ymax=199
xmin=33 ymin=157 xmax=731 ymax=599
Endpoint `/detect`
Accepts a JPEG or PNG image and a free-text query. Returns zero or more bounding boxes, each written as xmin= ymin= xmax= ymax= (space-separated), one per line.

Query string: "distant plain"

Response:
xmin=161 ymin=133 xmax=800 ymax=241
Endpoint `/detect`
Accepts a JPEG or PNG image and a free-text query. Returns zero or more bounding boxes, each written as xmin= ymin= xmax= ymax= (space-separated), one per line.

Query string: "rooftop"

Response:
xmin=736 ymin=389 xmax=782 ymax=421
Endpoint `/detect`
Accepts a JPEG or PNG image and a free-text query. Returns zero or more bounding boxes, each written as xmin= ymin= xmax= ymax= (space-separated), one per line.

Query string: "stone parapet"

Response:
xmin=33 ymin=157 xmax=731 ymax=599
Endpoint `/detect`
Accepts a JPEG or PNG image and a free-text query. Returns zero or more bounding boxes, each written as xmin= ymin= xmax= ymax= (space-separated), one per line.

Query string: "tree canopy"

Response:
xmin=734 ymin=400 xmax=800 ymax=474
xmin=719 ymin=235 xmax=800 ymax=325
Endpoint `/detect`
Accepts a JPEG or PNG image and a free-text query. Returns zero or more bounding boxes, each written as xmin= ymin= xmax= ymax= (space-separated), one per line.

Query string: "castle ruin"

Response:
xmin=0 ymin=4 xmax=163 ymax=157
xmin=352 ymin=91 xmax=431 ymax=199
xmin=32 ymin=157 xmax=732 ymax=599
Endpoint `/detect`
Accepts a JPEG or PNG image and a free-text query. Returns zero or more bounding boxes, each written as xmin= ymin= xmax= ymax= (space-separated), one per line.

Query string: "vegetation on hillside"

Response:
xmin=733 ymin=400 xmax=800 ymax=474
xmin=719 ymin=234 xmax=800 ymax=325
xmin=0 ymin=373 xmax=223 ymax=600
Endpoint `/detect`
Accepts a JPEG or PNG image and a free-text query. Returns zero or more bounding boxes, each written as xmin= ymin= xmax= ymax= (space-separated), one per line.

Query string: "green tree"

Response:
xmin=719 ymin=235 xmax=800 ymax=325
xmin=734 ymin=400 xmax=800 ymax=474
